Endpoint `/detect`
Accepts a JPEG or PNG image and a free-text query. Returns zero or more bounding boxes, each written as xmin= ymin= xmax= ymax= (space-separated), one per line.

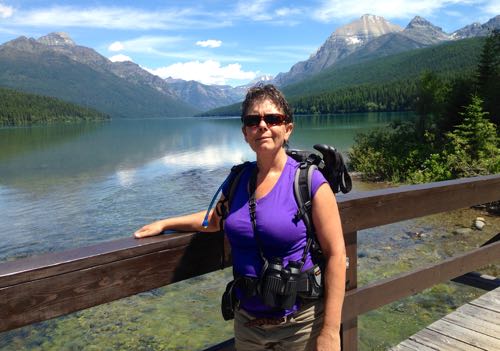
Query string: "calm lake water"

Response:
xmin=2 ymin=112 xmax=495 ymax=350
xmin=0 ymin=112 xmax=409 ymax=262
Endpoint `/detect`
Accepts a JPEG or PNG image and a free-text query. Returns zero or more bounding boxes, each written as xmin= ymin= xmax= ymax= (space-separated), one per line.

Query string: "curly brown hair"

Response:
xmin=241 ymin=84 xmax=293 ymax=123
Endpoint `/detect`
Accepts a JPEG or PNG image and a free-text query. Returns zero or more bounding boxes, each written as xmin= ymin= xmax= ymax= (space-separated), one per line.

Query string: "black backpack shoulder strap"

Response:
xmin=293 ymin=156 xmax=329 ymax=265
xmin=216 ymin=161 xmax=251 ymax=270
xmin=216 ymin=161 xmax=252 ymax=223
xmin=293 ymin=159 xmax=321 ymax=263
xmin=293 ymin=161 xmax=315 ymax=231
xmin=227 ymin=162 xmax=251 ymax=213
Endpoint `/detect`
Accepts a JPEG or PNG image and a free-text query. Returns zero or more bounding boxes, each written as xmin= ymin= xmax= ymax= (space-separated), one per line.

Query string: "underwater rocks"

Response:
xmin=453 ymin=228 xmax=473 ymax=235
xmin=473 ymin=217 xmax=486 ymax=230
xmin=452 ymin=217 xmax=487 ymax=234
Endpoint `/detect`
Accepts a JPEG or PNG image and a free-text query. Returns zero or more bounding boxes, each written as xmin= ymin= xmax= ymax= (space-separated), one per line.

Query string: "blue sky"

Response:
xmin=0 ymin=0 xmax=498 ymax=86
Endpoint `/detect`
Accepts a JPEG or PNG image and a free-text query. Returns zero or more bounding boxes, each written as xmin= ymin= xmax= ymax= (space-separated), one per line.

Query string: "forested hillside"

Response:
xmin=349 ymin=31 xmax=499 ymax=183
xmin=199 ymin=37 xmax=485 ymax=117
xmin=0 ymin=87 xmax=109 ymax=126
xmin=0 ymin=37 xmax=198 ymax=118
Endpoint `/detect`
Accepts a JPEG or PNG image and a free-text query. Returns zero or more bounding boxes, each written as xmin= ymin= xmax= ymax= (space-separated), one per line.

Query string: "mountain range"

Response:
xmin=273 ymin=14 xmax=499 ymax=86
xmin=0 ymin=33 xmax=197 ymax=118
xmin=0 ymin=14 xmax=498 ymax=118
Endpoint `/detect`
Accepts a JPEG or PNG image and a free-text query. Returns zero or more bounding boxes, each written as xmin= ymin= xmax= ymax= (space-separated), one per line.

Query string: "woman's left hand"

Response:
xmin=315 ymin=330 xmax=341 ymax=351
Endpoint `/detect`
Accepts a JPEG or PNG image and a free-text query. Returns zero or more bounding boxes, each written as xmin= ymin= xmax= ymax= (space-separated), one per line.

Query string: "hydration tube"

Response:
xmin=201 ymin=177 xmax=230 ymax=228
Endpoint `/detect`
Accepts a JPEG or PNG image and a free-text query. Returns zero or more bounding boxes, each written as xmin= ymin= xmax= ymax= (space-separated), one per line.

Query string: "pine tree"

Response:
xmin=476 ymin=29 xmax=500 ymax=125
xmin=444 ymin=95 xmax=499 ymax=177
xmin=414 ymin=72 xmax=450 ymax=138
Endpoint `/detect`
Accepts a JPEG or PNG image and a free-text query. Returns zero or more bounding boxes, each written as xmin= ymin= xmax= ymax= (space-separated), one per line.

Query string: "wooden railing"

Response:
xmin=1 ymin=174 xmax=499 ymax=350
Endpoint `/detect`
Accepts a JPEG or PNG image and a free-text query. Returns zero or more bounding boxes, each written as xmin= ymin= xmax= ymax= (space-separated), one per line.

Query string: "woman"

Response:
xmin=134 ymin=84 xmax=346 ymax=351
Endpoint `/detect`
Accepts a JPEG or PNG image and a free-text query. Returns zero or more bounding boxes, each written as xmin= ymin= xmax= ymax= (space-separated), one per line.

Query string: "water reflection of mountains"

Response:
xmin=0 ymin=122 xmax=101 ymax=161
xmin=0 ymin=118 xmax=251 ymax=191
xmin=0 ymin=113 xmax=412 ymax=192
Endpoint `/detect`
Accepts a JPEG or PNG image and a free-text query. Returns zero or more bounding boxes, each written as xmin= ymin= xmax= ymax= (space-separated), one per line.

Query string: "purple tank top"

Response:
xmin=222 ymin=156 xmax=326 ymax=317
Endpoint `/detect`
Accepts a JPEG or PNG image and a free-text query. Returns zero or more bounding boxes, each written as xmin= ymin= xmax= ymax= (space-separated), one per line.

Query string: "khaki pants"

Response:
xmin=234 ymin=300 xmax=324 ymax=351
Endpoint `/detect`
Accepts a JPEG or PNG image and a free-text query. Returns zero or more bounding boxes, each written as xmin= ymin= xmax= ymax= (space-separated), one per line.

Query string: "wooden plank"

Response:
xmin=468 ymin=288 xmax=500 ymax=313
xmin=0 ymin=231 xmax=228 ymax=288
xmin=428 ymin=319 xmax=500 ymax=350
xmin=409 ymin=328 xmax=482 ymax=351
xmin=338 ymin=174 xmax=500 ymax=233
xmin=390 ymin=343 xmax=415 ymax=351
xmin=390 ymin=339 xmax=438 ymax=350
xmin=342 ymin=241 xmax=500 ymax=321
xmin=0 ymin=234 xmax=227 ymax=332
xmin=456 ymin=304 xmax=500 ymax=325
xmin=344 ymin=231 xmax=357 ymax=291
xmin=341 ymin=231 xmax=358 ymax=351
xmin=340 ymin=318 xmax=357 ymax=351
xmin=393 ymin=288 xmax=500 ymax=350
xmin=443 ymin=311 xmax=500 ymax=339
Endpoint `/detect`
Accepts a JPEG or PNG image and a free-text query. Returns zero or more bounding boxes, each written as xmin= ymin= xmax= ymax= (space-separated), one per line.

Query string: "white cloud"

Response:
xmin=145 ymin=60 xmax=257 ymax=85
xmin=2 ymin=2 xmax=308 ymax=32
xmin=105 ymin=36 xmax=260 ymax=62
xmin=196 ymin=39 xmax=222 ymax=48
xmin=107 ymin=35 xmax=184 ymax=53
xmin=275 ymin=7 xmax=302 ymax=17
xmin=108 ymin=41 xmax=124 ymax=52
xmin=312 ymin=0 xmax=486 ymax=21
xmin=0 ymin=3 xmax=14 ymax=18
xmin=484 ymin=0 xmax=500 ymax=15
xmin=8 ymin=6 xmax=231 ymax=30
xmin=234 ymin=0 xmax=274 ymax=21
xmin=109 ymin=54 xmax=133 ymax=62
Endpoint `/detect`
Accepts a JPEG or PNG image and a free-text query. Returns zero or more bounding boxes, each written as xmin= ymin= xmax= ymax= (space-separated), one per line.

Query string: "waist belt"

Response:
xmin=234 ymin=264 xmax=323 ymax=298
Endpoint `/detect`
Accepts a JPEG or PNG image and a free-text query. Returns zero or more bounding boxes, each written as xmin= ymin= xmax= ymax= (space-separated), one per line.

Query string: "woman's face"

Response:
xmin=242 ymin=98 xmax=293 ymax=155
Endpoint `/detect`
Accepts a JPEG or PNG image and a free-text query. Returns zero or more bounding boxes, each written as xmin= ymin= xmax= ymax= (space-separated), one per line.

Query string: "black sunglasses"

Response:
xmin=242 ymin=113 xmax=288 ymax=127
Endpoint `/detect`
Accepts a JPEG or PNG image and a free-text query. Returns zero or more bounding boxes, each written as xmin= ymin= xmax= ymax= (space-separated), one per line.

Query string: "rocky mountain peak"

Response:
xmin=404 ymin=16 xmax=450 ymax=43
xmin=406 ymin=16 xmax=442 ymax=31
xmin=248 ymin=75 xmax=274 ymax=85
xmin=1 ymin=36 xmax=40 ymax=52
xmin=165 ymin=77 xmax=185 ymax=84
xmin=452 ymin=15 xmax=500 ymax=39
xmin=334 ymin=14 xmax=402 ymax=39
xmin=274 ymin=14 xmax=401 ymax=86
xmin=37 ymin=32 xmax=75 ymax=46
xmin=452 ymin=22 xmax=483 ymax=39
xmin=484 ymin=15 xmax=500 ymax=30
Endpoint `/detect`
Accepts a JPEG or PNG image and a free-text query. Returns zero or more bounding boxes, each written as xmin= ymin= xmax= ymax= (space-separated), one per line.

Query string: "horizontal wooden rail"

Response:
xmin=341 ymin=240 xmax=500 ymax=321
xmin=0 ymin=231 xmax=230 ymax=288
xmin=1 ymin=174 xmax=499 ymax=333
xmin=338 ymin=174 xmax=500 ymax=233
xmin=0 ymin=232 xmax=229 ymax=332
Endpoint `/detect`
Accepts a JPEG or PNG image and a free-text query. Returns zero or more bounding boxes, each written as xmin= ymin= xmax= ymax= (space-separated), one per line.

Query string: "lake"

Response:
xmin=0 ymin=112 xmax=408 ymax=262
xmin=1 ymin=112 xmax=495 ymax=350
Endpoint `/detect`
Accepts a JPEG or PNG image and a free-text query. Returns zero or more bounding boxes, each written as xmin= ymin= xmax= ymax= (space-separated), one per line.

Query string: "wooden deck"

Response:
xmin=391 ymin=287 xmax=500 ymax=350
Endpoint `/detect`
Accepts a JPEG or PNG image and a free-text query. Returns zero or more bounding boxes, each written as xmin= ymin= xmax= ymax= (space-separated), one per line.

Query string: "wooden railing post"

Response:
xmin=341 ymin=231 xmax=358 ymax=351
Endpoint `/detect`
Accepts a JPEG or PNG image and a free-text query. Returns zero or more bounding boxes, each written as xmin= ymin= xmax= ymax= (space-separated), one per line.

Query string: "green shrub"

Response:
xmin=351 ymin=95 xmax=499 ymax=183
xmin=442 ymin=95 xmax=499 ymax=178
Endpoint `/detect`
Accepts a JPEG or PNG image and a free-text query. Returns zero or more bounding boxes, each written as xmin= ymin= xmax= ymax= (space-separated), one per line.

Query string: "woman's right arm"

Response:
xmin=134 ymin=195 xmax=226 ymax=238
